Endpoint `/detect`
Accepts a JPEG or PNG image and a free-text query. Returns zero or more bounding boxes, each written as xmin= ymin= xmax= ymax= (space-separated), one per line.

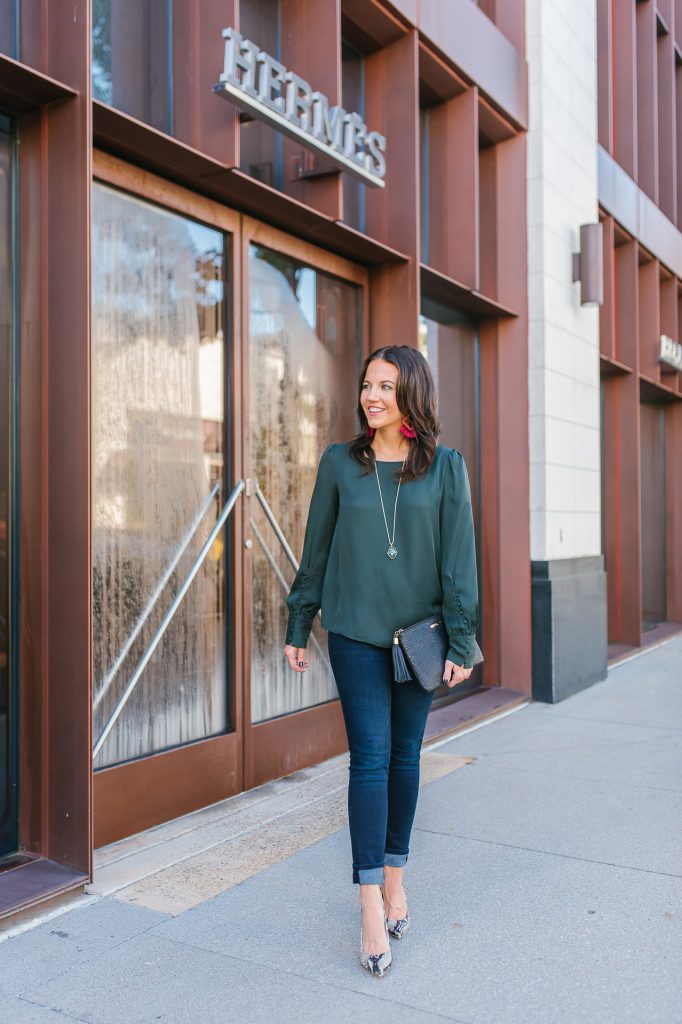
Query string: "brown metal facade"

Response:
xmin=0 ymin=0 xmax=529 ymax=918
xmin=597 ymin=0 xmax=682 ymax=649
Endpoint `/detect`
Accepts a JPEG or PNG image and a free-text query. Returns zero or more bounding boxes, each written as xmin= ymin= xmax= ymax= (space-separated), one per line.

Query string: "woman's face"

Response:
xmin=360 ymin=358 xmax=403 ymax=431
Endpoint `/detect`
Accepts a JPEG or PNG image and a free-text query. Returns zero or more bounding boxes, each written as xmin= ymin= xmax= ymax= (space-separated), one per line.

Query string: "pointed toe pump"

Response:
xmin=359 ymin=908 xmax=393 ymax=977
xmin=380 ymin=882 xmax=412 ymax=940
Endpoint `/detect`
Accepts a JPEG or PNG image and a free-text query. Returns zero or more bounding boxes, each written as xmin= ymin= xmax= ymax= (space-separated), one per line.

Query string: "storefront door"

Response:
xmin=241 ymin=218 xmax=367 ymax=788
xmin=91 ymin=155 xmax=242 ymax=845
xmin=91 ymin=157 xmax=368 ymax=841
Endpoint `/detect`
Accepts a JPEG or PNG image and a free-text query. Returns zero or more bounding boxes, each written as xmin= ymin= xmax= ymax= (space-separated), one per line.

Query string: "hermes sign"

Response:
xmin=659 ymin=334 xmax=682 ymax=372
xmin=213 ymin=27 xmax=387 ymax=188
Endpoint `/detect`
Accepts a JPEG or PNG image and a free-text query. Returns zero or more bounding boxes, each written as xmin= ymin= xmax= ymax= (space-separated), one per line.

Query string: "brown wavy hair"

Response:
xmin=349 ymin=345 xmax=441 ymax=483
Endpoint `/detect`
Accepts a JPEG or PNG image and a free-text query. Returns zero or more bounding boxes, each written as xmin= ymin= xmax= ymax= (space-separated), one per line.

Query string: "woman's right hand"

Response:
xmin=284 ymin=644 xmax=309 ymax=672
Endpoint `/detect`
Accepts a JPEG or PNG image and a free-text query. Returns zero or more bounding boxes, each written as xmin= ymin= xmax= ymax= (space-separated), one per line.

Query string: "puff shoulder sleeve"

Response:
xmin=439 ymin=449 xmax=480 ymax=668
xmin=285 ymin=443 xmax=339 ymax=649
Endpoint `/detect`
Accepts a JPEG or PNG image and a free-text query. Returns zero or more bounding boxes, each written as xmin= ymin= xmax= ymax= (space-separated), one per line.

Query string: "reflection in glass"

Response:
xmin=92 ymin=183 xmax=228 ymax=768
xmin=92 ymin=0 xmax=172 ymax=134
xmin=249 ymin=245 xmax=361 ymax=723
xmin=0 ymin=116 xmax=15 ymax=855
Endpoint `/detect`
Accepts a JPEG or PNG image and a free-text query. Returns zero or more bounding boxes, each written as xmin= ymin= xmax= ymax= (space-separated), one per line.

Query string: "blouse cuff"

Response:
xmin=285 ymin=618 xmax=313 ymax=649
xmin=446 ymin=633 xmax=478 ymax=669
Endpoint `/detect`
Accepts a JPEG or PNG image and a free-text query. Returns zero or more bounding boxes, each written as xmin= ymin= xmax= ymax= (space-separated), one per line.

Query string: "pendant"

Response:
xmin=387 ymin=545 xmax=398 ymax=559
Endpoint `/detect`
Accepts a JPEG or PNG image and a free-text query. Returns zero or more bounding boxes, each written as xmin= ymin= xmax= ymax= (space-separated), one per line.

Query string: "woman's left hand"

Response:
xmin=443 ymin=661 xmax=473 ymax=687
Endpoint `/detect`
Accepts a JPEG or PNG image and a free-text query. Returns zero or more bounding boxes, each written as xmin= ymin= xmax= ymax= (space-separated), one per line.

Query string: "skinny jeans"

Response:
xmin=327 ymin=630 xmax=436 ymax=885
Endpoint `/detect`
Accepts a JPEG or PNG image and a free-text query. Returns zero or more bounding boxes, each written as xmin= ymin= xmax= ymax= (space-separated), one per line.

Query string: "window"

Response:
xmin=92 ymin=0 xmax=173 ymax=134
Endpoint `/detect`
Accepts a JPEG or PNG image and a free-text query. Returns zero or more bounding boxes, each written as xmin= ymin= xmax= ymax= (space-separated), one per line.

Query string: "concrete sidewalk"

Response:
xmin=1 ymin=635 xmax=680 ymax=1024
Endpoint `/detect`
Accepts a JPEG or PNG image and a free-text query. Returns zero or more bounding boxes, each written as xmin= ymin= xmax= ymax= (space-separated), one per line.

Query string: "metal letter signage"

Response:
xmin=213 ymin=27 xmax=386 ymax=188
xmin=659 ymin=334 xmax=682 ymax=372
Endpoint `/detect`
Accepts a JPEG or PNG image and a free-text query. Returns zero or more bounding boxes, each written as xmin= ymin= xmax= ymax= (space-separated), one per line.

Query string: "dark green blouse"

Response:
xmin=285 ymin=441 xmax=480 ymax=667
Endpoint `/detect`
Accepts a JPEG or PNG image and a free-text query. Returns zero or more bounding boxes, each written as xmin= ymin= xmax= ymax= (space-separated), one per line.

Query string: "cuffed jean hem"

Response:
xmin=354 ymin=866 xmax=385 ymax=885
xmin=384 ymin=851 xmax=408 ymax=867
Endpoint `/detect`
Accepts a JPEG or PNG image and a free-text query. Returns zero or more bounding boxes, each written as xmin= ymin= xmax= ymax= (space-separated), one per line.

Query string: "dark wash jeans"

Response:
xmin=327 ymin=630 xmax=436 ymax=885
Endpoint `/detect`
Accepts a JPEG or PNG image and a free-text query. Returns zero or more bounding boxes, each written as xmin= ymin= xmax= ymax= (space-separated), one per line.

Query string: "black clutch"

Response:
xmin=392 ymin=613 xmax=484 ymax=692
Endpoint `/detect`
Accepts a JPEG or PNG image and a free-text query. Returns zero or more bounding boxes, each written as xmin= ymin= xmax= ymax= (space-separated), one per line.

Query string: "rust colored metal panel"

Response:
xmin=248 ymin=701 xmax=349 ymax=789
xmin=14 ymin=2 xmax=92 ymax=877
xmin=597 ymin=0 xmax=613 ymax=151
xmin=636 ymin=0 xmax=658 ymax=202
xmin=612 ymin=0 xmax=638 ymax=177
xmin=173 ymin=0 xmax=239 ymax=165
xmin=478 ymin=132 xmax=531 ymax=694
xmin=615 ymin=237 xmax=638 ymax=368
xmin=638 ymin=256 xmax=661 ymax=382
xmin=364 ymin=30 xmax=419 ymax=256
xmin=369 ymin=262 xmax=420 ymax=346
xmin=602 ymin=371 xmax=642 ymax=645
xmin=489 ymin=0 xmax=525 ymax=55
xmin=418 ymin=42 xmax=467 ymax=105
xmin=0 ymin=53 xmax=76 ymax=111
xmin=420 ymin=264 xmax=517 ymax=320
xmin=341 ymin=0 xmax=406 ymax=48
xmin=656 ymin=26 xmax=676 ymax=222
xmin=44 ymin=1 xmax=92 ymax=875
xmin=426 ymin=88 xmax=479 ymax=290
xmin=364 ymin=29 xmax=420 ymax=342
xmin=600 ymin=215 xmax=616 ymax=360
xmin=665 ymin=401 xmax=682 ymax=621
xmin=280 ymin=0 xmax=343 ymax=218
xmin=94 ymin=735 xmax=241 ymax=848
xmin=413 ymin=0 xmax=527 ymax=131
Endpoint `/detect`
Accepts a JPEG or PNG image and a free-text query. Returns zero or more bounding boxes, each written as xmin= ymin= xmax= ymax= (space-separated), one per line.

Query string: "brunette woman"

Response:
xmin=283 ymin=344 xmax=480 ymax=977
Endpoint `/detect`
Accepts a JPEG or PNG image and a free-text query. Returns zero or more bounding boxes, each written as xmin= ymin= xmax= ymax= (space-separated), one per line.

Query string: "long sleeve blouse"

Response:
xmin=284 ymin=441 xmax=480 ymax=667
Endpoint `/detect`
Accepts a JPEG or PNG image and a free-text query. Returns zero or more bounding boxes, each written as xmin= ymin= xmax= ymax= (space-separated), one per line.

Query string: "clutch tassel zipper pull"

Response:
xmin=392 ymin=630 xmax=412 ymax=682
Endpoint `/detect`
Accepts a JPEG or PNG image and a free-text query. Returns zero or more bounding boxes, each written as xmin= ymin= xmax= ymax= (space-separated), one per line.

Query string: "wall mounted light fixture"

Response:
xmin=572 ymin=222 xmax=604 ymax=306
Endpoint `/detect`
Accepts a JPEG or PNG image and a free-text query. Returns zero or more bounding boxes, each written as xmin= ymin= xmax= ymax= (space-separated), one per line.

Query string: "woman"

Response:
xmin=283 ymin=344 xmax=480 ymax=977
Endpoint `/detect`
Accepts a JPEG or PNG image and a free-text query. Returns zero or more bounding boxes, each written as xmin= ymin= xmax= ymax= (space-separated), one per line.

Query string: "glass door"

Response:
xmin=242 ymin=218 xmax=368 ymax=788
xmin=91 ymin=155 xmax=242 ymax=846
xmin=419 ymin=298 xmax=482 ymax=702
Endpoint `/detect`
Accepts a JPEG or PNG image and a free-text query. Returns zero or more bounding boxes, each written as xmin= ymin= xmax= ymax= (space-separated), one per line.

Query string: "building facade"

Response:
xmin=0 ymin=0 xmax=679 ymax=922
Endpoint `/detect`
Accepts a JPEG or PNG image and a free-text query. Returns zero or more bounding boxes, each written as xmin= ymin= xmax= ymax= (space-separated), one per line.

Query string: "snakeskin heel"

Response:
xmin=380 ymin=882 xmax=412 ymax=939
xmin=359 ymin=907 xmax=393 ymax=977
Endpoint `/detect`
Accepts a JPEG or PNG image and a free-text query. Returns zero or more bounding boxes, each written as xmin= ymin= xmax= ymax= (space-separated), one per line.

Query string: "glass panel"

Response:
xmin=92 ymin=0 xmax=172 ymax=134
xmin=640 ymin=401 xmax=667 ymax=628
xmin=248 ymin=244 xmax=361 ymax=723
xmin=0 ymin=0 xmax=17 ymax=57
xmin=92 ymin=182 xmax=228 ymax=768
xmin=239 ymin=0 xmax=283 ymax=188
xmin=419 ymin=300 xmax=481 ymax=697
xmin=342 ymin=40 xmax=365 ymax=232
xmin=0 ymin=116 xmax=16 ymax=856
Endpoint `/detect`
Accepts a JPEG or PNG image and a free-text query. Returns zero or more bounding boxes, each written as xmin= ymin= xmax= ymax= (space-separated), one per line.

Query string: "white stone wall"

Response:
xmin=526 ymin=0 xmax=602 ymax=562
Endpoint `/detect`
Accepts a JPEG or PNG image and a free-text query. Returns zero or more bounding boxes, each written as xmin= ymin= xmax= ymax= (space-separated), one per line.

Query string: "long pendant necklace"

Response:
xmin=375 ymin=458 xmax=406 ymax=559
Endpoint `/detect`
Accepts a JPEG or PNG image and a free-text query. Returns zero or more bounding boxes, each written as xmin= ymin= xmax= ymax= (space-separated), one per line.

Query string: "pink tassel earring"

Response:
xmin=368 ymin=427 xmax=375 ymax=436
xmin=400 ymin=418 xmax=417 ymax=438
